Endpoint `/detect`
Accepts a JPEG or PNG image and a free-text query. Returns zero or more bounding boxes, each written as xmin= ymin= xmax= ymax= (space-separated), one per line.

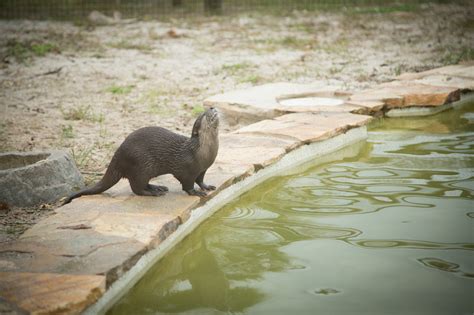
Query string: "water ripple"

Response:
xmin=417 ymin=257 xmax=473 ymax=279
xmin=347 ymin=239 xmax=474 ymax=251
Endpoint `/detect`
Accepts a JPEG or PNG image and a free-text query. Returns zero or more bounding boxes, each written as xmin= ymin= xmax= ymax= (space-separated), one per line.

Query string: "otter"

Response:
xmin=63 ymin=107 xmax=219 ymax=204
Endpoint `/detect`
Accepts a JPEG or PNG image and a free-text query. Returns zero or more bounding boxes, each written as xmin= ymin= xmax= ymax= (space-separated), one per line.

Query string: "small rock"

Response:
xmin=88 ymin=11 xmax=120 ymax=25
xmin=313 ymin=288 xmax=340 ymax=295
xmin=0 ymin=202 xmax=9 ymax=212
xmin=167 ymin=29 xmax=184 ymax=38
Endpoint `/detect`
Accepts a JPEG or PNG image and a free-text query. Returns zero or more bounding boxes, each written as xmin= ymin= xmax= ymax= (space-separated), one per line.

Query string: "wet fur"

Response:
xmin=64 ymin=108 xmax=219 ymax=204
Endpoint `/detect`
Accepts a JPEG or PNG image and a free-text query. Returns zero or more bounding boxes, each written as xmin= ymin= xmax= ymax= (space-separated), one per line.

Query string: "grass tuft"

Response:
xmin=221 ymin=62 xmax=252 ymax=75
xmin=61 ymin=125 xmax=74 ymax=139
xmin=109 ymin=40 xmax=153 ymax=52
xmin=106 ymin=85 xmax=134 ymax=95
xmin=6 ymin=40 xmax=58 ymax=62
xmin=440 ymin=47 xmax=474 ymax=65
xmin=62 ymin=105 xmax=105 ymax=123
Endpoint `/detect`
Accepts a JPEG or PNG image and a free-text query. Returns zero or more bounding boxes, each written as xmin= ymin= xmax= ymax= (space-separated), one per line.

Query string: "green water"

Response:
xmin=109 ymin=103 xmax=474 ymax=315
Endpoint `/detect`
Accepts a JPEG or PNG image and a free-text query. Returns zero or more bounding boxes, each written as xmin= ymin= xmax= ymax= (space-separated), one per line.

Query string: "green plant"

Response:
xmin=61 ymin=125 xmax=74 ymax=139
xmin=289 ymin=21 xmax=315 ymax=34
xmin=251 ymin=36 xmax=313 ymax=52
xmin=7 ymin=41 xmax=29 ymax=63
xmin=62 ymin=105 xmax=90 ymax=121
xmin=106 ymin=85 xmax=134 ymax=95
xmin=329 ymin=66 xmax=343 ymax=75
xmin=238 ymin=74 xmax=262 ymax=84
xmin=221 ymin=62 xmax=252 ymax=75
xmin=62 ymin=105 xmax=105 ymax=123
xmin=440 ymin=47 xmax=474 ymax=65
xmin=139 ymin=89 xmax=174 ymax=116
xmin=147 ymin=101 xmax=177 ymax=116
xmin=6 ymin=40 xmax=57 ymax=62
xmin=191 ymin=104 xmax=205 ymax=116
xmin=71 ymin=145 xmax=94 ymax=169
xmin=109 ymin=40 xmax=152 ymax=52
xmin=99 ymin=120 xmax=108 ymax=138
xmin=320 ymin=38 xmax=349 ymax=54
xmin=278 ymin=36 xmax=313 ymax=49
xmin=349 ymin=3 xmax=420 ymax=15
xmin=31 ymin=43 xmax=56 ymax=56
xmin=393 ymin=63 xmax=407 ymax=76
xmin=92 ymin=112 xmax=105 ymax=123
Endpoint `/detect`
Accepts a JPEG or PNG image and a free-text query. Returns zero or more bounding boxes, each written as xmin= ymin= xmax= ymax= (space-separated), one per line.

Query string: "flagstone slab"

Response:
xmin=0 ymin=272 xmax=105 ymax=314
xmin=200 ymin=167 xmax=241 ymax=196
xmin=0 ymin=237 xmax=147 ymax=287
xmin=63 ymin=178 xmax=201 ymax=222
xmin=348 ymin=81 xmax=461 ymax=114
xmin=410 ymin=75 xmax=474 ymax=91
xmin=235 ymin=112 xmax=372 ymax=144
xmin=395 ymin=64 xmax=474 ymax=92
xmin=396 ymin=63 xmax=474 ymax=81
xmin=218 ymin=133 xmax=296 ymax=168
xmin=277 ymin=98 xmax=361 ymax=115
xmin=201 ymin=134 xmax=294 ymax=195
xmin=0 ymin=198 xmax=183 ymax=287
xmin=204 ymin=82 xmax=354 ymax=125
xmin=22 ymin=207 xmax=180 ymax=249
xmin=191 ymin=134 xmax=298 ymax=199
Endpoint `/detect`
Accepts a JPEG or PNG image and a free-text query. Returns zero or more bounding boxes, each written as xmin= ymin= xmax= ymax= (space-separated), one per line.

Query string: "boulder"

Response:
xmin=0 ymin=151 xmax=84 ymax=207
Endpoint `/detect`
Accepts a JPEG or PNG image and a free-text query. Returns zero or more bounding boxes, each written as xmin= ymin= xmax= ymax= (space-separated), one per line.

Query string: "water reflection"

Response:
xmin=111 ymin=230 xmax=266 ymax=314
xmin=109 ymin=103 xmax=474 ymax=314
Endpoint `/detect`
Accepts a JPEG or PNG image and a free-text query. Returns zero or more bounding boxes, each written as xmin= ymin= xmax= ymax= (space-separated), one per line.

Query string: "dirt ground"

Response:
xmin=1 ymin=2 xmax=473 ymax=241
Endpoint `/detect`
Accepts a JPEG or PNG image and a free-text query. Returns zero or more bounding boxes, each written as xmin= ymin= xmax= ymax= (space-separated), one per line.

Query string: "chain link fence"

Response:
xmin=0 ymin=0 xmax=457 ymax=20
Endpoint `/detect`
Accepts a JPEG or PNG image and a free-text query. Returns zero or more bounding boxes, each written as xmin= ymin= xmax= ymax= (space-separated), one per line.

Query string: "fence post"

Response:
xmin=204 ymin=0 xmax=222 ymax=14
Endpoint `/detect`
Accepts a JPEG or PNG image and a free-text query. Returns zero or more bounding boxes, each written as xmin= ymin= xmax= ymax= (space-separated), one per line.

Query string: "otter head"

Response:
xmin=191 ymin=107 xmax=219 ymax=139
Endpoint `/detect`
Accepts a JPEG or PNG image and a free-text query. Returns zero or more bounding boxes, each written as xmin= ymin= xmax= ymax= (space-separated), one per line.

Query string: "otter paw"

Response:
xmin=199 ymin=184 xmax=216 ymax=191
xmin=186 ymin=188 xmax=207 ymax=197
xmin=144 ymin=185 xmax=167 ymax=196
xmin=148 ymin=184 xmax=169 ymax=192
xmin=150 ymin=190 xmax=167 ymax=196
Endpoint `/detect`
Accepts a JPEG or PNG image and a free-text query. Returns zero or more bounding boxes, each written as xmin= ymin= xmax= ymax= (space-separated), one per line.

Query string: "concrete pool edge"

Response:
xmin=385 ymin=92 xmax=474 ymax=117
xmin=84 ymin=126 xmax=368 ymax=315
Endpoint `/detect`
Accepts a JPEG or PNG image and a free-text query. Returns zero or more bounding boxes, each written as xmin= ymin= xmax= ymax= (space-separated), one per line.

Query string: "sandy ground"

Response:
xmin=1 ymin=2 xmax=473 ymax=241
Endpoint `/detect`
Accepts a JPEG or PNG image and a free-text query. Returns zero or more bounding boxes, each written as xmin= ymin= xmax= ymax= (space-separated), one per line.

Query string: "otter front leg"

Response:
xmin=195 ymin=170 xmax=216 ymax=191
xmin=179 ymin=176 xmax=207 ymax=197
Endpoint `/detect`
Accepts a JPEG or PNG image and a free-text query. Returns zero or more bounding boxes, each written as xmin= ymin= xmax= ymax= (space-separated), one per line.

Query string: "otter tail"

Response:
xmin=63 ymin=157 xmax=122 ymax=205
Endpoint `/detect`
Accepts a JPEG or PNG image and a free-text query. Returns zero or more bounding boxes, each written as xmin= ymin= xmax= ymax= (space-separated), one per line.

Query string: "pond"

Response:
xmin=108 ymin=102 xmax=473 ymax=314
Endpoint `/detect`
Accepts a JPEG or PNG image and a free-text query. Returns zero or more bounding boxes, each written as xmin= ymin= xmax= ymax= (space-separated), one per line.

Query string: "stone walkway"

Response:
xmin=1 ymin=63 xmax=473 ymax=314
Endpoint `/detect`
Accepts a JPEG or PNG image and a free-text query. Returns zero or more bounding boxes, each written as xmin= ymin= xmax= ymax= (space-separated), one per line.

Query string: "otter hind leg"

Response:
xmin=129 ymin=177 xmax=165 ymax=197
xmin=147 ymin=184 xmax=169 ymax=193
